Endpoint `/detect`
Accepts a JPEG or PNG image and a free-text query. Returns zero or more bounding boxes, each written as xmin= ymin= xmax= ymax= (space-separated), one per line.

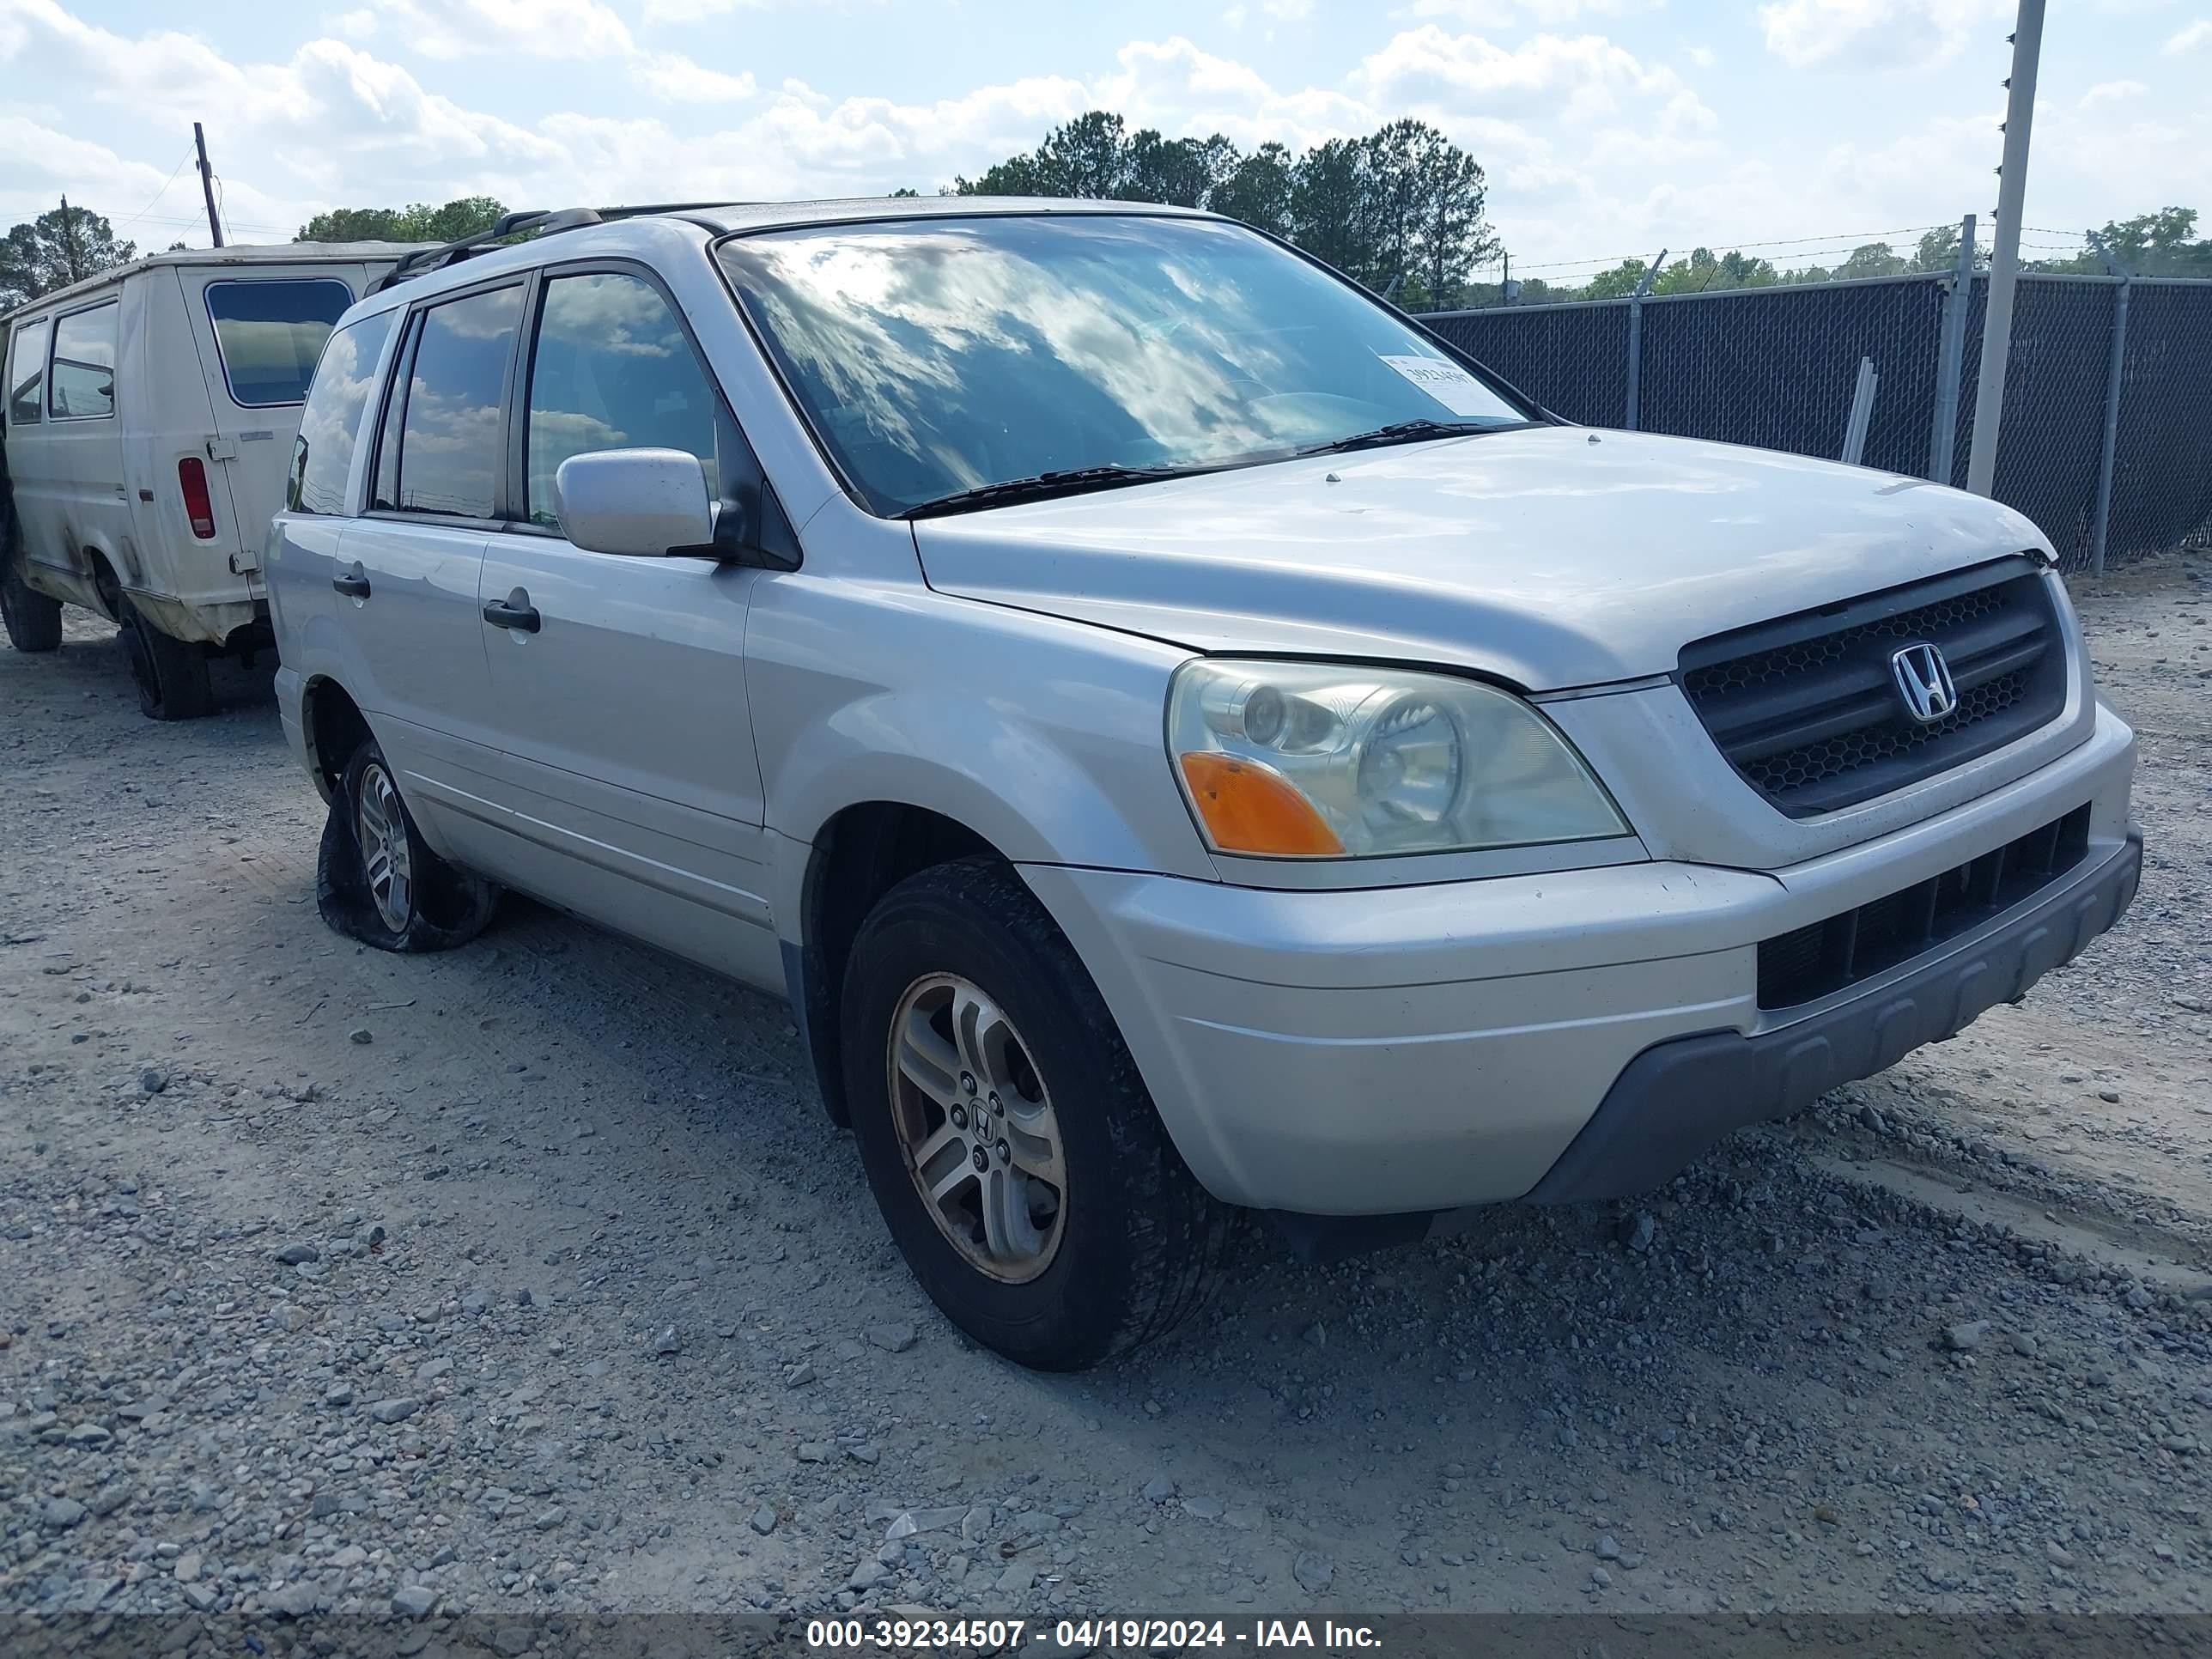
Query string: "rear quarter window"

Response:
xmin=207 ymin=279 xmax=355 ymax=407
xmin=289 ymin=308 xmax=398 ymax=516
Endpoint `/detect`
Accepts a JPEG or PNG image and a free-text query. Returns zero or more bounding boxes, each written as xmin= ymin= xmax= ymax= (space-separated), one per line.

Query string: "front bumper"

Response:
xmin=1022 ymin=700 xmax=2138 ymax=1218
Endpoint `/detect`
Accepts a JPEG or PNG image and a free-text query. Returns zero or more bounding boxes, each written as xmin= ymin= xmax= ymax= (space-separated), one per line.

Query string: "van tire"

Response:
xmin=1 ymin=540 xmax=63 ymax=653
xmin=317 ymin=737 xmax=498 ymax=953
xmin=839 ymin=857 xmax=1232 ymax=1370
xmin=118 ymin=601 xmax=213 ymax=720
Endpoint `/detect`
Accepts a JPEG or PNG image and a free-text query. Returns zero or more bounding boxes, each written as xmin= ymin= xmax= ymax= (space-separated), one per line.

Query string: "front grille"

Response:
xmin=1680 ymin=557 xmax=2068 ymax=817
xmin=1755 ymin=803 xmax=2091 ymax=1009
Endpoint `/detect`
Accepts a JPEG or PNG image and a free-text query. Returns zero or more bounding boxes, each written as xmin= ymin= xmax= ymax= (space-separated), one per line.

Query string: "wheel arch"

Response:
xmin=300 ymin=673 xmax=373 ymax=805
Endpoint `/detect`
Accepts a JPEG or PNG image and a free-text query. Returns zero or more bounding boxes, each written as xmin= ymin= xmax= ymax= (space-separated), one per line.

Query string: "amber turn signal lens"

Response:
xmin=1177 ymin=752 xmax=1345 ymax=856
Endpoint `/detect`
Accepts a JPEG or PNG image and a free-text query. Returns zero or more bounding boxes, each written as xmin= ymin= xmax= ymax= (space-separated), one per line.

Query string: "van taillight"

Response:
xmin=179 ymin=459 xmax=216 ymax=539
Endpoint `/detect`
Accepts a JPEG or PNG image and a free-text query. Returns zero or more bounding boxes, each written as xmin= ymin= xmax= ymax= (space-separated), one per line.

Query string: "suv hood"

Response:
xmin=910 ymin=427 xmax=2051 ymax=691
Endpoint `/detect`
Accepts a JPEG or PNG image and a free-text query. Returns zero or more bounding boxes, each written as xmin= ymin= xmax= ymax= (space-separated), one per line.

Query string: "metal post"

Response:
xmin=2088 ymin=234 xmax=2132 ymax=575
xmin=1622 ymin=247 xmax=1667 ymax=431
xmin=58 ymin=194 xmax=81 ymax=282
xmin=1927 ymin=212 xmax=1975 ymax=483
xmin=194 ymin=122 xmax=224 ymax=248
xmin=1965 ymin=0 xmax=2044 ymax=495
xmin=1841 ymin=357 xmax=1880 ymax=465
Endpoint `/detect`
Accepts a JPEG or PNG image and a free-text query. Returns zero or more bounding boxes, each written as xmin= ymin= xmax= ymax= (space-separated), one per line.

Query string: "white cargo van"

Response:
xmin=1 ymin=244 xmax=416 ymax=717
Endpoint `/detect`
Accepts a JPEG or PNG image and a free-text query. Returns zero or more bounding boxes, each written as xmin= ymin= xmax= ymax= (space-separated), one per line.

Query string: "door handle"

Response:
xmin=332 ymin=562 xmax=371 ymax=599
xmin=483 ymin=590 xmax=541 ymax=634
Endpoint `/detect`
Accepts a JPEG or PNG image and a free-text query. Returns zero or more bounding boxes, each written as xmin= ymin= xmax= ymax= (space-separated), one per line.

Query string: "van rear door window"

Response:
xmin=6 ymin=318 xmax=52 ymax=425
xmin=49 ymin=304 xmax=118 ymax=419
xmin=206 ymin=279 xmax=356 ymax=407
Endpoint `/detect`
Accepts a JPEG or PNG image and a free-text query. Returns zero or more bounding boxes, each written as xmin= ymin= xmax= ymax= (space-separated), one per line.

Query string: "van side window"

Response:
xmin=207 ymin=280 xmax=355 ymax=407
xmin=524 ymin=272 xmax=721 ymax=526
xmin=6 ymin=318 xmax=52 ymax=425
xmin=289 ymin=309 xmax=397 ymax=516
xmin=49 ymin=304 xmax=118 ymax=419
xmin=392 ymin=285 xmax=523 ymax=520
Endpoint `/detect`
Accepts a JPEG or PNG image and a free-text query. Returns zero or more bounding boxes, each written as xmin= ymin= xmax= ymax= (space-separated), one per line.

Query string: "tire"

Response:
xmin=840 ymin=857 xmax=1233 ymax=1370
xmin=1 ymin=536 xmax=62 ymax=653
xmin=317 ymin=738 xmax=498 ymax=952
xmin=118 ymin=599 xmax=213 ymax=720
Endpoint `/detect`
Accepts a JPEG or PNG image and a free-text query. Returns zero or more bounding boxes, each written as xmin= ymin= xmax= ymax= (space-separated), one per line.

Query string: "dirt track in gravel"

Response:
xmin=2 ymin=554 xmax=2208 ymax=1624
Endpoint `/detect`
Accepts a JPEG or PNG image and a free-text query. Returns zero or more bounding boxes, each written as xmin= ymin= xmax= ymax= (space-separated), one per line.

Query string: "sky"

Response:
xmin=3 ymin=0 xmax=2209 ymax=283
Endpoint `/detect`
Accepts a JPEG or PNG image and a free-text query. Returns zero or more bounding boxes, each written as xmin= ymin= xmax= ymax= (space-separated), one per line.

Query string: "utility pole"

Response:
xmin=194 ymin=122 xmax=225 ymax=248
xmin=58 ymin=194 xmax=82 ymax=282
xmin=1965 ymin=0 xmax=2044 ymax=496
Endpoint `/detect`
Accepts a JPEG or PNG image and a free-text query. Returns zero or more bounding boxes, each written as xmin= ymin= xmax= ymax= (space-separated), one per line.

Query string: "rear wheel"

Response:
xmin=118 ymin=599 xmax=213 ymax=720
xmin=0 ymin=537 xmax=62 ymax=653
xmin=841 ymin=858 xmax=1232 ymax=1370
xmin=318 ymin=738 xmax=497 ymax=952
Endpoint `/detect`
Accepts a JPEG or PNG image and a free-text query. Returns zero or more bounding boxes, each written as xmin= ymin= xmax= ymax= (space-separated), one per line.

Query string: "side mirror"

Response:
xmin=553 ymin=448 xmax=714 ymax=556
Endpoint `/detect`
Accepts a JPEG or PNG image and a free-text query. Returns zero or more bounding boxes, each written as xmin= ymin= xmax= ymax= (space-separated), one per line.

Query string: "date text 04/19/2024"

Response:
xmin=803 ymin=1620 xmax=1383 ymax=1650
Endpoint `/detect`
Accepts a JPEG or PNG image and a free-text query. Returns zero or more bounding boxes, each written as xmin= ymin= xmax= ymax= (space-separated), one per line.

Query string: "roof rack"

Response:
xmin=367 ymin=203 xmax=738 ymax=295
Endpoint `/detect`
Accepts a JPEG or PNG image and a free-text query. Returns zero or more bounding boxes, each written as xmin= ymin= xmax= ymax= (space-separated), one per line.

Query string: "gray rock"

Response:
xmin=41 ymin=1498 xmax=86 ymax=1530
xmin=64 ymin=1422 xmax=112 ymax=1447
xmin=785 ymin=1362 xmax=817 ymax=1389
xmin=488 ymin=1626 xmax=535 ymax=1659
xmin=140 ymin=1068 xmax=167 ymax=1096
xmin=368 ymin=1397 xmax=420 ymax=1425
xmin=1590 ymin=1566 xmax=1613 ymax=1589
xmin=88 ymin=1482 xmax=131 ymax=1517
xmin=181 ymin=1584 xmax=219 ymax=1613
xmin=349 ymin=1027 xmax=374 ymax=1044
xmin=867 ymin=1322 xmax=919 ymax=1353
xmin=996 ymin=1560 xmax=1036 ymax=1594
xmin=1293 ymin=1553 xmax=1333 ymax=1591
xmin=1945 ymin=1321 xmax=1990 ymax=1353
xmin=1182 ymin=1496 xmax=1224 ymax=1520
xmin=325 ymin=1382 xmax=355 ymax=1407
xmin=392 ymin=1585 xmax=438 ymax=1619
xmin=416 ymin=1357 xmax=453 ymax=1382
xmin=653 ymin=1325 xmax=681 ymax=1355
xmin=268 ymin=1580 xmax=320 ymax=1619
xmin=1143 ymin=1477 xmax=1177 ymax=1503
xmin=274 ymin=1241 xmax=319 ymax=1265
xmin=533 ymin=1506 xmax=565 ymax=1531
xmin=750 ymin=1504 xmax=778 ymax=1535
xmin=1595 ymin=1534 xmax=1622 ymax=1560
xmin=2047 ymin=1540 xmax=2076 ymax=1569
xmin=1619 ymin=1213 xmax=1656 ymax=1254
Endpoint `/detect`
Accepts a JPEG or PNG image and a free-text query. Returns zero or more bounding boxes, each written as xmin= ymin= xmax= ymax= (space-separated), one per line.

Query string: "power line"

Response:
xmin=112 ymin=150 xmax=195 ymax=232
xmin=1498 ymin=222 xmax=1954 ymax=276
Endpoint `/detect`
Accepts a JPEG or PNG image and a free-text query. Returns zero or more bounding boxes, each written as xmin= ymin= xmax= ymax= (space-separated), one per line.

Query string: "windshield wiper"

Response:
xmin=899 ymin=464 xmax=1197 ymax=519
xmin=1296 ymin=418 xmax=1482 ymax=458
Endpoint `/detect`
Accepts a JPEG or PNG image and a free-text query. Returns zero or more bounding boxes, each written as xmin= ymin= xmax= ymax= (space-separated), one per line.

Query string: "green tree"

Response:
xmin=1209 ymin=142 xmax=1294 ymax=236
xmin=0 ymin=203 xmax=137 ymax=310
xmin=296 ymin=196 xmax=507 ymax=245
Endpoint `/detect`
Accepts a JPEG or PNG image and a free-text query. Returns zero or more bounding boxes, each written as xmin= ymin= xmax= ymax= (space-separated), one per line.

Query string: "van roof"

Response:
xmin=2 ymin=240 xmax=428 ymax=325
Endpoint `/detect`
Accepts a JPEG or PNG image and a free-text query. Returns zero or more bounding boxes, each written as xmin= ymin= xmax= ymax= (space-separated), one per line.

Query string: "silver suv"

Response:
xmin=269 ymin=198 xmax=2142 ymax=1370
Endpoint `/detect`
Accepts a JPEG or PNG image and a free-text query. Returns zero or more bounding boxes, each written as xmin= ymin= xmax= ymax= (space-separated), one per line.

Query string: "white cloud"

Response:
xmin=2079 ymin=79 xmax=2148 ymax=107
xmin=640 ymin=0 xmax=765 ymax=21
xmin=1408 ymin=0 xmax=1662 ymax=22
xmin=1357 ymin=26 xmax=1711 ymax=126
xmin=1757 ymin=0 xmax=2008 ymax=72
xmin=1683 ymin=44 xmax=1715 ymax=68
xmin=633 ymin=53 xmax=759 ymax=103
xmin=2166 ymin=18 xmax=2212 ymax=53
xmin=356 ymin=0 xmax=635 ymax=59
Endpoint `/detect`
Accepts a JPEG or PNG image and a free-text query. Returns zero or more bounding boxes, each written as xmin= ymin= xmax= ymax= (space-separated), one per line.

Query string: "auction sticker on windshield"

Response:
xmin=1376 ymin=354 xmax=1495 ymax=416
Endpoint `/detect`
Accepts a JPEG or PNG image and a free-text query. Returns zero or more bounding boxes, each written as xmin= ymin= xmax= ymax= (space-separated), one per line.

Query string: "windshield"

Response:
xmin=715 ymin=214 xmax=1534 ymax=517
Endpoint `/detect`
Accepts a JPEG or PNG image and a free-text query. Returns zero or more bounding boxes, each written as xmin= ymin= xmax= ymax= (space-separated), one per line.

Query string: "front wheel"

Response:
xmin=316 ymin=738 xmax=498 ymax=952
xmin=841 ymin=858 xmax=1232 ymax=1370
xmin=1 ymin=538 xmax=63 ymax=653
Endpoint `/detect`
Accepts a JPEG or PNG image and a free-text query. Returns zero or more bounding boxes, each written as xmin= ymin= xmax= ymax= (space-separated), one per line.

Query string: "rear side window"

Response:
xmin=391 ymin=285 xmax=523 ymax=520
xmin=289 ymin=309 xmax=397 ymax=516
xmin=524 ymin=272 xmax=722 ymax=526
xmin=50 ymin=304 xmax=118 ymax=419
xmin=5 ymin=318 xmax=48 ymax=425
xmin=207 ymin=279 xmax=354 ymax=407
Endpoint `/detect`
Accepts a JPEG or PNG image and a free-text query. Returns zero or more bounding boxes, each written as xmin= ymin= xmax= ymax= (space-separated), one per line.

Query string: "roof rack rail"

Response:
xmin=367 ymin=203 xmax=739 ymax=295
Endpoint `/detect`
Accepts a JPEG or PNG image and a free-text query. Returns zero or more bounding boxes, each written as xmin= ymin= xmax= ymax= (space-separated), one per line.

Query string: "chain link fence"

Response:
xmin=1424 ymin=271 xmax=2212 ymax=574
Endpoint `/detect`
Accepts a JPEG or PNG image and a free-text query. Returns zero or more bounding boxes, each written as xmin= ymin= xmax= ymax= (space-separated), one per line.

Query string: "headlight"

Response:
xmin=1168 ymin=659 xmax=1627 ymax=859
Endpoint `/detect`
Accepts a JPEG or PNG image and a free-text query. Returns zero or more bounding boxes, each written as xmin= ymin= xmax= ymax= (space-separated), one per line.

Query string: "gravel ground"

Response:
xmin=2 ymin=553 xmax=2209 ymax=1627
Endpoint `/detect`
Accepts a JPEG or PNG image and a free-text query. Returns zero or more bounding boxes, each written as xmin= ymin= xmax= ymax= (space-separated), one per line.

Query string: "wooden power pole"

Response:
xmin=194 ymin=123 xmax=225 ymax=247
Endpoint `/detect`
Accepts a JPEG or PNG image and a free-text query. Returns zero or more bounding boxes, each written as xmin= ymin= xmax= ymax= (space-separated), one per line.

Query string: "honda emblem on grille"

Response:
xmin=1890 ymin=641 xmax=1958 ymax=723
